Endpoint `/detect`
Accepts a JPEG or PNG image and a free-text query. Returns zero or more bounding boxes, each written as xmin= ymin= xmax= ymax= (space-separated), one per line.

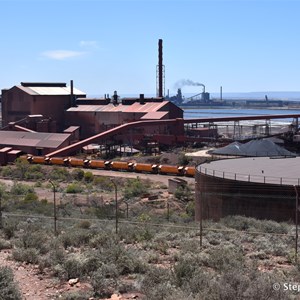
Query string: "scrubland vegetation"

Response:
xmin=0 ymin=160 xmax=299 ymax=299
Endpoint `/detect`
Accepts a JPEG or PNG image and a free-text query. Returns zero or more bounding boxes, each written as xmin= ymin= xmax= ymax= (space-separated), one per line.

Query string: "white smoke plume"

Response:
xmin=174 ymin=79 xmax=205 ymax=89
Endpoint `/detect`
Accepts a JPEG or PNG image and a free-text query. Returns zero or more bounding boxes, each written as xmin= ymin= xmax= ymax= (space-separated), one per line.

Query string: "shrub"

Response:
xmin=77 ymin=220 xmax=91 ymax=229
xmin=84 ymin=171 xmax=94 ymax=182
xmin=140 ymin=267 xmax=173 ymax=299
xmin=178 ymin=153 xmax=192 ymax=166
xmin=12 ymin=248 xmax=39 ymax=264
xmin=24 ymin=164 xmax=44 ymax=180
xmin=0 ymin=238 xmax=11 ymax=250
xmin=23 ymin=192 xmax=38 ymax=203
xmin=124 ymin=178 xmax=149 ymax=200
xmin=10 ymin=182 xmax=34 ymax=195
xmin=60 ymin=290 xmax=93 ymax=300
xmin=59 ymin=229 xmax=92 ymax=249
xmin=2 ymin=220 xmax=18 ymax=239
xmin=0 ymin=266 xmax=22 ymax=300
xmin=71 ymin=169 xmax=84 ymax=181
xmin=63 ymin=254 xmax=84 ymax=279
xmin=174 ymin=185 xmax=193 ymax=202
xmin=105 ymin=243 xmax=145 ymax=275
xmin=93 ymin=176 xmax=113 ymax=191
xmin=91 ymin=266 xmax=117 ymax=298
xmin=207 ymin=246 xmax=245 ymax=272
xmin=0 ymin=166 xmax=13 ymax=177
xmin=49 ymin=167 xmax=70 ymax=181
xmin=65 ymin=183 xmax=83 ymax=194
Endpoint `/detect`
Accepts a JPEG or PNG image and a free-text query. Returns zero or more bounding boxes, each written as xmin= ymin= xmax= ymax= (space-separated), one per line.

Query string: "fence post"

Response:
xmin=49 ymin=180 xmax=57 ymax=236
xmin=294 ymin=186 xmax=299 ymax=264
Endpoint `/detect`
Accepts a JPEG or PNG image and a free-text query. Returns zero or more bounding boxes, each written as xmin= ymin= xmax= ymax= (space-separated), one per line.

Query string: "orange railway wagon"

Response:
xmin=158 ymin=165 xmax=184 ymax=176
xmin=110 ymin=161 xmax=133 ymax=171
xmin=68 ymin=157 xmax=89 ymax=167
xmin=133 ymin=163 xmax=158 ymax=174
xmin=89 ymin=160 xmax=110 ymax=169
xmin=27 ymin=156 xmax=46 ymax=164
xmin=184 ymin=166 xmax=196 ymax=177
xmin=49 ymin=157 xmax=69 ymax=166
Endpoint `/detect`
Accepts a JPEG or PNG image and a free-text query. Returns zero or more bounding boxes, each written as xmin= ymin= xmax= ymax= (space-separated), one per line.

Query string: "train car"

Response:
xmin=133 ymin=163 xmax=158 ymax=174
xmin=28 ymin=156 xmax=46 ymax=164
xmin=110 ymin=161 xmax=134 ymax=171
xmin=49 ymin=157 xmax=69 ymax=166
xmin=68 ymin=157 xmax=89 ymax=168
xmin=89 ymin=159 xmax=111 ymax=169
xmin=158 ymin=165 xmax=185 ymax=176
xmin=184 ymin=166 xmax=196 ymax=177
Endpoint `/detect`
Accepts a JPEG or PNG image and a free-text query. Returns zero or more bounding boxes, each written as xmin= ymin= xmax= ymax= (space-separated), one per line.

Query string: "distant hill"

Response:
xmin=86 ymin=91 xmax=300 ymax=101
xmin=209 ymin=91 xmax=300 ymax=101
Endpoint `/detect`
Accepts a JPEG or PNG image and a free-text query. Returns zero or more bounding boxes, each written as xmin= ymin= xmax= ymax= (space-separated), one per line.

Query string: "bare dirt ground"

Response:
xmin=0 ymin=249 xmax=62 ymax=300
xmin=0 ymin=150 xmax=197 ymax=299
xmin=0 ymin=168 xmax=194 ymax=300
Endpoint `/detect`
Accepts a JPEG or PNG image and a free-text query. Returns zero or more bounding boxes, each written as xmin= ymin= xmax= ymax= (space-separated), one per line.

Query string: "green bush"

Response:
xmin=71 ymin=169 xmax=84 ymax=181
xmin=12 ymin=248 xmax=39 ymax=264
xmin=84 ymin=171 xmax=94 ymax=183
xmin=60 ymin=290 xmax=93 ymax=300
xmin=10 ymin=182 xmax=34 ymax=195
xmin=124 ymin=178 xmax=149 ymax=200
xmin=91 ymin=267 xmax=116 ymax=298
xmin=178 ymin=153 xmax=192 ymax=166
xmin=140 ymin=267 xmax=173 ymax=299
xmin=63 ymin=254 xmax=84 ymax=279
xmin=49 ymin=167 xmax=70 ymax=181
xmin=0 ymin=266 xmax=22 ymax=300
xmin=0 ymin=166 xmax=13 ymax=177
xmin=59 ymin=229 xmax=93 ymax=249
xmin=174 ymin=185 xmax=193 ymax=202
xmin=0 ymin=238 xmax=11 ymax=250
xmin=2 ymin=220 xmax=18 ymax=239
xmin=93 ymin=176 xmax=113 ymax=191
xmin=207 ymin=246 xmax=245 ymax=272
xmin=66 ymin=183 xmax=83 ymax=194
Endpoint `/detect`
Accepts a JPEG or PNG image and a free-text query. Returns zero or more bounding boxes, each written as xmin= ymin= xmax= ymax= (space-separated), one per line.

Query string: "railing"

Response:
xmin=198 ymin=166 xmax=300 ymax=186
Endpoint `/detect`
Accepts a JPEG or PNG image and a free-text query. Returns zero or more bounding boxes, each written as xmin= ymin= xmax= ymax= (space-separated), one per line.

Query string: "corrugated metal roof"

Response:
xmin=66 ymin=101 xmax=169 ymax=113
xmin=141 ymin=111 xmax=168 ymax=120
xmin=17 ymin=85 xmax=85 ymax=96
xmin=0 ymin=131 xmax=71 ymax=148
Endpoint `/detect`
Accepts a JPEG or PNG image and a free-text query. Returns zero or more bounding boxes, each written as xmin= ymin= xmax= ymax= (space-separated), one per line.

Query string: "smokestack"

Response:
xmin=139 ymin=94 xmax=145 ymax=104
xmin=156 ymin=39 xmax=165 ymax=98
xmin=70 ymin=80 xmax=75 ymax=107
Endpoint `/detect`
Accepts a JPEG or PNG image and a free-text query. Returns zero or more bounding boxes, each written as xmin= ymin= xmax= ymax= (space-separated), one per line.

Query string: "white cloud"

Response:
xmin=41 ymin=50 xmax=86 ymax=60
xmin=79 ymin=40 xmax=99 ymax=49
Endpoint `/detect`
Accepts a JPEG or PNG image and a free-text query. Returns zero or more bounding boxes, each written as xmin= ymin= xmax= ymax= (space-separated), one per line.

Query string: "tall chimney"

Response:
xmin=156 ymin=39 xmax=165 ymax=98
xmin=70 ymin=80 xmax=75 ymax=107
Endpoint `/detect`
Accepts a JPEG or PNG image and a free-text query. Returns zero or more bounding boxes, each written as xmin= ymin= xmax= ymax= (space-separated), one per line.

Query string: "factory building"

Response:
xmin=0 ymin=131 xmax=72 ymax=156
xmin=195 ymin=157 xmax=300 ymax=222
xmin=1 ymin=82 xmax=86 ymax=132
xmin=65 ymin=96 xmax=183 ymax=139
xmin=0 ymin=81 xmax=184 ymax=156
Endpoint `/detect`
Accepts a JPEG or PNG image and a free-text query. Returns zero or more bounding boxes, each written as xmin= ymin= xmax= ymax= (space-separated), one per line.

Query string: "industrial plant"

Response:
xmin=1 ymin=39 xmax=300 ymax=223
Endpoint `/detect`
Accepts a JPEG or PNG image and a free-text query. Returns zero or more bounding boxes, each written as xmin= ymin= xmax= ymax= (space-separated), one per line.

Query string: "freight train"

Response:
xmin=24 ymin=155 xmax=196 ymax=177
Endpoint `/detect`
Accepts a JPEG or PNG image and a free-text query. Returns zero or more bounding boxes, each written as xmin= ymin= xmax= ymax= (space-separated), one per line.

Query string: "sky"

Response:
xmin=1 ymin=0 xmax=300 ymax=97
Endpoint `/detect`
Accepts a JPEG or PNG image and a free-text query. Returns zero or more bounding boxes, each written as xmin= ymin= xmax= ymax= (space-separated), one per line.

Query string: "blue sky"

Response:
xmin=1 ymin=0 xmax=300 ymax=97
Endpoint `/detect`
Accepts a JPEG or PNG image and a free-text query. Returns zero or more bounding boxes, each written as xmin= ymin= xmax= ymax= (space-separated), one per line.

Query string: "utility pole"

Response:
xmin=49 ymin=180 xmax=57 ymax=236
xmin=294 ymin=186 xmax=299 ymax=263
xmin=111 ymin=179 xmax=118 ymax=234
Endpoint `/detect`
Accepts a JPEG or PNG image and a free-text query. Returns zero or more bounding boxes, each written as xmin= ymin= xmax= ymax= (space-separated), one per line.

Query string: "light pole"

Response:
xmin=294 ymin=185 xmax=299 ymax=263
xmin=111 ymin=179 xmax=118 ymax=234
xmin=0 ymin=193 xmax=2 ymax=229
xmin=49 ymin=180 xmax=57 ymax=236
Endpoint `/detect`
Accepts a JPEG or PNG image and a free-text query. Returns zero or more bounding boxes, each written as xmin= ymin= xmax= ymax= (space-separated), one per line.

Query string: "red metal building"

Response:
xmin=1 ymin=82 xmax=86 ymax=131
